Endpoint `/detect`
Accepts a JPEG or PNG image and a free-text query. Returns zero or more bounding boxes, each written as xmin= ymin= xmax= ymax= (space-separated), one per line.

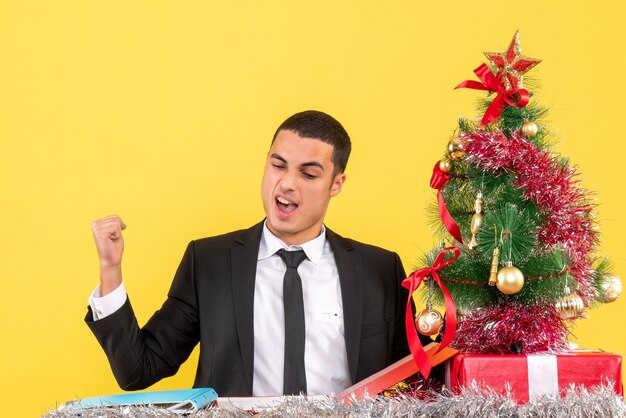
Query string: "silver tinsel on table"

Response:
xmin=44 ymin=383 xmax=625 ymax=418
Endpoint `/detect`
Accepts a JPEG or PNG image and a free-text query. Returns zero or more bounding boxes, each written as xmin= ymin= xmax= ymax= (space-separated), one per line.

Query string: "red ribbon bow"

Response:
xmin=402 ymin=246 xmax=459 ymax=379
xmin=430 ymin=162 xmax=463 ymax=244
xmin=455 ymin=63 xmax=530 ymax=125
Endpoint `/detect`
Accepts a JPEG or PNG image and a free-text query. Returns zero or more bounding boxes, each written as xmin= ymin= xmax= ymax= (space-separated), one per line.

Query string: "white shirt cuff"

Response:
xmin=88 ymin=282 xmax=127 ymax=320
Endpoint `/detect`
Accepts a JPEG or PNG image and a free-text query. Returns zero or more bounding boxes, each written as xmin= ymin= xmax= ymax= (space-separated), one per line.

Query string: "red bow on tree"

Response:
xmin=455 ymin=63 xmax=530 ymax=125
xmin=402 ymin=246 xmax=459 ymax=379
xmin=430 ymin=162 xmax=463 ymax=244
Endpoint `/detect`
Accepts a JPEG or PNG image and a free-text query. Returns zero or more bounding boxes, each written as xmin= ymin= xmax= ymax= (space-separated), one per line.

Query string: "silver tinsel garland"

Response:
xmin=44 ymin=383 xmax=626 ymax=418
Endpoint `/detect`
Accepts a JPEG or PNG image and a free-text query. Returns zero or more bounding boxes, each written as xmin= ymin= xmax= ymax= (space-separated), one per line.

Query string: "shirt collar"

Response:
xmin=258 ymin=221 xmax=327 ymax=265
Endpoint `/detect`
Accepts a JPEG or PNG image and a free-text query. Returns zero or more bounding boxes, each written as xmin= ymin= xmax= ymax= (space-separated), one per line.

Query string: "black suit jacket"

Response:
xmin=86 ymin=221 xmax=414 ymax=396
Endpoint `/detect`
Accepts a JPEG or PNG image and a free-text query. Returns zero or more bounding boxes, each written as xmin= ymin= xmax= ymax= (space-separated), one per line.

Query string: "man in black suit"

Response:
xmin=87 ymin=110 xmax=417 ymax=396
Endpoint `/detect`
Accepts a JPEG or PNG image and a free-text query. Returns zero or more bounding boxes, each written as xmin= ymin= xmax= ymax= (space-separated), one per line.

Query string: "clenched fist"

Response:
xmin=91 ymin=215 xmax=127 ymax=296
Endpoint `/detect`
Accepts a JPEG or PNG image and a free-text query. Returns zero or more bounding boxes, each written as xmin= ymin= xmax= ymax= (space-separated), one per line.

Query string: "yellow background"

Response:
xmin=1 ymin=1 xmax=624 ymax=416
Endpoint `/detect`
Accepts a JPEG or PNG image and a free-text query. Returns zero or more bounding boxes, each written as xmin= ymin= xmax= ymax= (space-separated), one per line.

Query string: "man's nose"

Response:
xmin=279 ymin=169 xmax=297 ymax=191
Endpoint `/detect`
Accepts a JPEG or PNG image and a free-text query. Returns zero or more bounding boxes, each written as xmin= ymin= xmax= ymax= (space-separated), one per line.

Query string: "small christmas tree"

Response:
xmin=416 ymin=32 xmax=622 ymax=354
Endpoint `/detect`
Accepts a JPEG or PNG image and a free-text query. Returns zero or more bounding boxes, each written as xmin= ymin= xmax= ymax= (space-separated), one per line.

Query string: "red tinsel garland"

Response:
xmin=460 ymin=130 xmax=597 ymax=303
xmin=453 ymin=302 xmax=570 ymax=353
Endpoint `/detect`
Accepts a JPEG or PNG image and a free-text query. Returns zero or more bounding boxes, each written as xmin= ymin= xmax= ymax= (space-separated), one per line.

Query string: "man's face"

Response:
xmin=261 ymin=129 xmax=345 ymax=245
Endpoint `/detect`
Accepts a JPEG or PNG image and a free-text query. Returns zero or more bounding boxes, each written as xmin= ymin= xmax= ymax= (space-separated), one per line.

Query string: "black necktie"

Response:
xmin=276 ymin=249 xmax=308 ymax=395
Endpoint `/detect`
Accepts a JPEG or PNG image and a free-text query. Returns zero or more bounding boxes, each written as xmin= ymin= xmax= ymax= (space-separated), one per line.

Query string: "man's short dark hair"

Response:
xmin=272 ymin=110 xmax=352 ymax=175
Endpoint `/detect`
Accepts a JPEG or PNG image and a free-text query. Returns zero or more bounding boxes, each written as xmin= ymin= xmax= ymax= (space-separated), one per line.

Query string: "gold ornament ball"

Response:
xmin=447 ymin=137 xmax=465 ymax=160
xmin=555 ymin=293 xmax=585 ymax=319
xmin=439 ymin=159 xmax=451 ymax=173
xmin=598 ymin=274 xmax=622 ymax=303
xmin=496 ymin=265 xmax=525 ymax=294
xmin=521 ymin=121 xmax=538 ymax=137
xmin=415 ymin=308 xmax=443 ymax=336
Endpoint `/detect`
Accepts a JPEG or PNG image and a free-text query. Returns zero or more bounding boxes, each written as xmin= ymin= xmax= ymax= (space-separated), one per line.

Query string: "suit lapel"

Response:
xmin=230 ymin=221 xmax=264 ymax=394
xmin=326 ymin=228 xmax=363 ymax=384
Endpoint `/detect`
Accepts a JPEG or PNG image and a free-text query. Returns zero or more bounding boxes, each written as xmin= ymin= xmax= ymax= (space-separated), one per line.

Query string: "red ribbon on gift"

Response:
xmin=402 ymin=246 xmax=459 ymax=379
xmin=455 ymin=63 xmax=530 ymax=125
xmin=430 ymin=162 xmax=463 ymax=244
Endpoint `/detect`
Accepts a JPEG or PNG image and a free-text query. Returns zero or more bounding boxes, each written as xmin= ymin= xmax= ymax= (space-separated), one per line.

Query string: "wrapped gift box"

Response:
xmin=445 ymin=351 xmax=623 ymax=403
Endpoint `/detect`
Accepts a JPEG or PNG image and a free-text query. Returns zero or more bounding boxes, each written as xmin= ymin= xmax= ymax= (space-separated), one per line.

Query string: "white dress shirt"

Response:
xmin=88 ymin=223 xmax=351 ymax=396
xmin=253 ymin=223 xmax=350 ymax=395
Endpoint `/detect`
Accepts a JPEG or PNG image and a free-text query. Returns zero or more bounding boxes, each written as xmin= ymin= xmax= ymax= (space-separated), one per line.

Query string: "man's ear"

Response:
xmin=330 ymin=173 xmax=346 ymax=197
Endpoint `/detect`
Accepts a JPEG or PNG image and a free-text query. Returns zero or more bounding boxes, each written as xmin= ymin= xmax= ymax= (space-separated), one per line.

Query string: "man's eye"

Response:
xmin=303 ymin=173 xmax=317 ymax=179
xmin=272 ymin=164 xmax=286 ymax=170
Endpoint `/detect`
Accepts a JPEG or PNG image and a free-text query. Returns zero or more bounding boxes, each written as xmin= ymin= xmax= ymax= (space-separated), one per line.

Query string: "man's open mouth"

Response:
xmin=276 ymin=196 xmax=298 ymax=214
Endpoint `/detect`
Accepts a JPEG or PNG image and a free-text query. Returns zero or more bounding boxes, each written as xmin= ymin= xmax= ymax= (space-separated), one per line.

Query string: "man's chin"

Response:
xmin=266 ymin=218 xmax=296 ymax=237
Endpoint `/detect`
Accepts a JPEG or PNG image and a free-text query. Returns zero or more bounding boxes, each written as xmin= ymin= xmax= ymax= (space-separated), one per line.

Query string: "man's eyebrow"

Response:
xmin=270 ymin=154 xmax=325 ymax=170
xmin=301 ymin=162 xmax=325 ymax=170
xmin=270 ymin=153 xmax=287 ymax=163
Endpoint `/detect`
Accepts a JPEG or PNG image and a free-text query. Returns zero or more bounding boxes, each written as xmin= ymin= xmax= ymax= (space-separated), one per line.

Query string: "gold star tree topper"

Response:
xmin=484 ymin=31 xmax=541 ymax=90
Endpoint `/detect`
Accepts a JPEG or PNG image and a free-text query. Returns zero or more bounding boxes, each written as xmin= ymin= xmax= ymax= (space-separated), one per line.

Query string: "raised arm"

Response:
xmin=91 ymin=215 xmax=126 ymax=296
